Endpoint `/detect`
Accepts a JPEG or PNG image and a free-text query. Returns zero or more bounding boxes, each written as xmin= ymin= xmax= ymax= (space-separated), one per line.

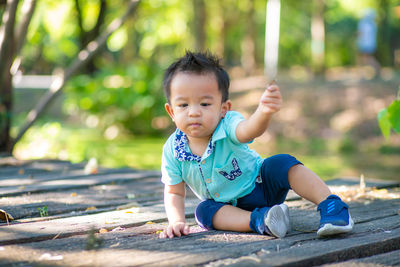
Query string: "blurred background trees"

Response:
xmin=0 ymin=0 xmax=399 ymax=178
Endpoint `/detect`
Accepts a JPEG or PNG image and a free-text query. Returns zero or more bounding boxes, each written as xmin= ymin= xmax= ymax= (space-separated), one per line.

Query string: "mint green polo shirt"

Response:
xmin=161 ymin=111 xmax=264 ymax=206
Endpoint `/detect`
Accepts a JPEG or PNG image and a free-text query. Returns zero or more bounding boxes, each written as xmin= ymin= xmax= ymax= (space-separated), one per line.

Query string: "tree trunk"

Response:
xmin=11 ymin=0 xmax=37 ymax=75
xmin=0 ymin=0 xmax=18 ymax=154
xmin=311 ymin=0 xmax=325 ymax=74
xmin=192 ymin=0 xmax=206 ymax=52
xmin=75 ymin=0 xmax=107 ymax=74
xmin=377 ymin=0 xmax=391 ymax=66
xmin=214 ymin=1 xmax=225 ymax=59
xmin=241 ymin=0 xmax=256 ymax=75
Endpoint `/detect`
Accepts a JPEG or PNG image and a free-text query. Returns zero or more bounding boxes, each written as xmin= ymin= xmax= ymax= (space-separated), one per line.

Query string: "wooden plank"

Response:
xmin=0 ymin=198 xmax=199 ymax=245
xmin=0 ymin=195 xmax=397 ymax=250
xmin=1 ymin=187 xmax=398 ymax=245
xmin=286 ymin=197 xmax=399 ymax=234
xmin=0 ymin=204 xmax=398 ymax=267
xmin=148 ymin=215 xmax=400 ymax=267
xmin=0 ymin=165 xmax=152 ymax=185
xmin=0 ymin=170 xmax=160 ymax=197
xmin=213 ymin=225 xmax=400 ymax=267
xmin=0 ymin=158 xmax=70 ymax=168
xmin=283 ymin=177 xmax=399 ymax=203
xmin=0 ymin=159 xmax=78 ymax=176
xmin=0 ymin=176 xmax=164 ymax=220
xmin=326 ymin=177 xmax=400 ymax=188
xmin=0 ymin=163 xmax=399 ymax=267
xmin=1 ymin=174 xmax=397 ymax=225
xmin=0 ymin=176 xmax=199 ymax=222
xmin=0 ymin=164 xmax=142 ymax=182
xmin=322 ymin=250 xmax=400 ymax=266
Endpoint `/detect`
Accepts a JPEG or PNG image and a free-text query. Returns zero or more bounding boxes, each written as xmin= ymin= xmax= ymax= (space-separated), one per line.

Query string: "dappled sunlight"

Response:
xmin=13 ymin=125 xmax=164 ymax=170
xmin=14 ymin=122 xmax=62 ymax=160
xmin=85 ymin=115 xmax=100 ymax=128
xmin=330 ymin=109 xmax=361 ymax=133
xmin=363 ymin=97 xmax=387 ymax=119
xmin=331 ymin=175 xmax=400 ymax=203
xmin=324 ymin=66 xmax=379 ymax=82
xmin=277 ymin=102 xmax=301 ymax=122
xmin=15 ymin=138 xmax=52 ymax=159
xmin=289 ymin=66 xmax=312 ymax=82
xmin=380 ymin=67 xmax=395 ymax=81
xmin=0 ymin=178 xmax=36 ymax=187
xmin=103 ymin=74 xmax=131 ymax=89
xmin=107 ymin=27 xmax=128 ymax=52
xmin=232 ymin=90 xmax=262 ymax=109
xmin=104 ymin=125 xmax=120 ymax=140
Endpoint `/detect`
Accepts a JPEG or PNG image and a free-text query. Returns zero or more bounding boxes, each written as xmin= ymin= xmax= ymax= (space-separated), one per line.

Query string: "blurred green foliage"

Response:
xmin=12 ymin=0 xmax=400 ymax=138
xmin=378 ymin=88 xmax=400 ymax=139
xmin=64 ymin=61 xmax=166 ymax=135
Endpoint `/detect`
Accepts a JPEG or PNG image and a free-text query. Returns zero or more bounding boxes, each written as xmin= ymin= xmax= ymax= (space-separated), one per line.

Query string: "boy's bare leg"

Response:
xmin=212 ymin=205 xmax=252 ymax=232
xmin=288 ymin=164 xmax=331 ymax=205
xmin=212 ymin=164 xmax=331 ymax=233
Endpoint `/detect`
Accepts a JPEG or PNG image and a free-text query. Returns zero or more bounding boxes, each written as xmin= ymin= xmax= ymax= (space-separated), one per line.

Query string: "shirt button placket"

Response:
xmin=198 ymin=161 xmax=212 ymax=199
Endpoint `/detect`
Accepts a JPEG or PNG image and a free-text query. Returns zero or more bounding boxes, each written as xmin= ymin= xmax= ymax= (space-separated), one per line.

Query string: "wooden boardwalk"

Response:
xmin=0 ymin=159 xmax=399 ymax=266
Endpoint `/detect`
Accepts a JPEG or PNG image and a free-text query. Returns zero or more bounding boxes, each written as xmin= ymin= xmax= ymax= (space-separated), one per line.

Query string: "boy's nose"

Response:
xmin=188 ymin=105 xmax=201 ymax=117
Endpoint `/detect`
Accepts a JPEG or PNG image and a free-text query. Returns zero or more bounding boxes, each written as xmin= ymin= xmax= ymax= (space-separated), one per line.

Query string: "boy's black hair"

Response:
xmin=163 ymin=51 xmax=230 ymax=103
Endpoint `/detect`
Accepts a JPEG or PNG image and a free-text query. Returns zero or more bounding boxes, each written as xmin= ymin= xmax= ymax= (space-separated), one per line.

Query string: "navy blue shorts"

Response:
xmin=195 ymin=154 xmax=302 ymax=230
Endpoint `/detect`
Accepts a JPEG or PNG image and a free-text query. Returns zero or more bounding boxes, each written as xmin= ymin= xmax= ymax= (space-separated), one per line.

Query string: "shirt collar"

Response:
xmin=173 ymin=118 xmax=227 ymax=162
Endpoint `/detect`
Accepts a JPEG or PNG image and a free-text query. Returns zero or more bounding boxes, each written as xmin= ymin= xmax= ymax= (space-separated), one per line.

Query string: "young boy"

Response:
xmin=160 ymin=51 xmax=354 ymax=239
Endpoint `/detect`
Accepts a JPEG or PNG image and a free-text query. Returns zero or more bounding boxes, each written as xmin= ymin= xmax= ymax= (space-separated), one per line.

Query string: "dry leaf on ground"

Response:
xmin=99 ymin=228 xmax=108 ymax=234
xmin=0 ymin=209 xmax=14 ymax=222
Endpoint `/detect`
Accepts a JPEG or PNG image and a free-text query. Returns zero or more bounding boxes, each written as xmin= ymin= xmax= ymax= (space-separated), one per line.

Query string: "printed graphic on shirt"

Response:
xmin=218 ymin=158 xmax=242 ymax=181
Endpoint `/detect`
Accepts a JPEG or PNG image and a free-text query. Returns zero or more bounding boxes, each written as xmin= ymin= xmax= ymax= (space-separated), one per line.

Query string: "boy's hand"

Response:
xmin=159 ymin=222 xmax=190 ymax=238
xmin=258 ymin=83 xmax=282 ymax=114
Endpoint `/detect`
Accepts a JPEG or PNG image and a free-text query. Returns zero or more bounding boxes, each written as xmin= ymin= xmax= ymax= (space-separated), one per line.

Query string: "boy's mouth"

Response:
xmin=189 ymin=123 xmax=201 ymax=128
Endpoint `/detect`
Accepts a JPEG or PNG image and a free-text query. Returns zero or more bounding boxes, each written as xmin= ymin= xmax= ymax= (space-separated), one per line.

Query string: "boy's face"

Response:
xmin=165 ymin=72 xmax=231 ymax=142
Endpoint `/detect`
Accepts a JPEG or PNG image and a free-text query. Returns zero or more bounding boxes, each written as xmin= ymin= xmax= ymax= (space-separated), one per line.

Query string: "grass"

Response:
xmin=13 ymin=121 xmax=400 ymax=181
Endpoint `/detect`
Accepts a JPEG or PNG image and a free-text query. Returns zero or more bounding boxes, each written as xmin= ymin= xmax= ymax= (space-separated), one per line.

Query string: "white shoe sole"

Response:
xmin=317 ymin=215 xmax=354 ymax=237
xmin=264 ymin=204 xmax=290 ymax=238
xmin=279 ymin=203 xmax=291 ymax=232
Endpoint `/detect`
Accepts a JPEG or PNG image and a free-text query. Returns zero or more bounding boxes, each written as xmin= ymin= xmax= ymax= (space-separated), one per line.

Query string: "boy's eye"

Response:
xmin=200 ymin=103 xmax=211 ymax=107
xmin=178 ymin=103 xmax=188 ymax=108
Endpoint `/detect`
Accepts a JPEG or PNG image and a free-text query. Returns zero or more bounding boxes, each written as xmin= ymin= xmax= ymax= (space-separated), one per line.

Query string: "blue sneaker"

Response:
xmin=265 ymin=204 xmax=290 ymax=238
xmin=250 ymin=204 xmax=290 ymax=238
xmin=317 ymin=195 xmax=354 ymax=237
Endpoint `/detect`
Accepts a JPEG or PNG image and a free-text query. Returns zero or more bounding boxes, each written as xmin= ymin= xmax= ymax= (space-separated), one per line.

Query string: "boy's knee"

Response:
xmin=195 ymin=199 xmax=226 ymax=230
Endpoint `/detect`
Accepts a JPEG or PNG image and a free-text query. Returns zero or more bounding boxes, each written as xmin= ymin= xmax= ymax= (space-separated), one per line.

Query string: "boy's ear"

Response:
xmin=221 ymin=100 xmax=232 ymax=117
xmin=165 ymin=103 xmax=175 ymax=121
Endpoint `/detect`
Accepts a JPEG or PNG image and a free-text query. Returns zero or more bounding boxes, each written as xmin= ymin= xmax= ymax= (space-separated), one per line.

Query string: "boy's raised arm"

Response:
xmin=236 ymin=83 xmax=282 ymax=143
xmin=160 ymin=182 xmax=190 ymax=238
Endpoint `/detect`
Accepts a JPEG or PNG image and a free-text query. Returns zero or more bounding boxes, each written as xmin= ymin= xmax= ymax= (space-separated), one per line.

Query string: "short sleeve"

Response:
xmin=161 ymin=141 xmax=183 ymax=186
xmin=223 ymin=111 xmax=245 ymax=144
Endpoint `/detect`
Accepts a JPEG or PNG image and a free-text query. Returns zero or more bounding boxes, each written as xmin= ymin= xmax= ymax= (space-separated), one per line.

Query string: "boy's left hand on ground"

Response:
xmin=258 ymin=83 xmax=282 ymax=114
xmin=159 ymin=222 xmax=190 ymax=239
